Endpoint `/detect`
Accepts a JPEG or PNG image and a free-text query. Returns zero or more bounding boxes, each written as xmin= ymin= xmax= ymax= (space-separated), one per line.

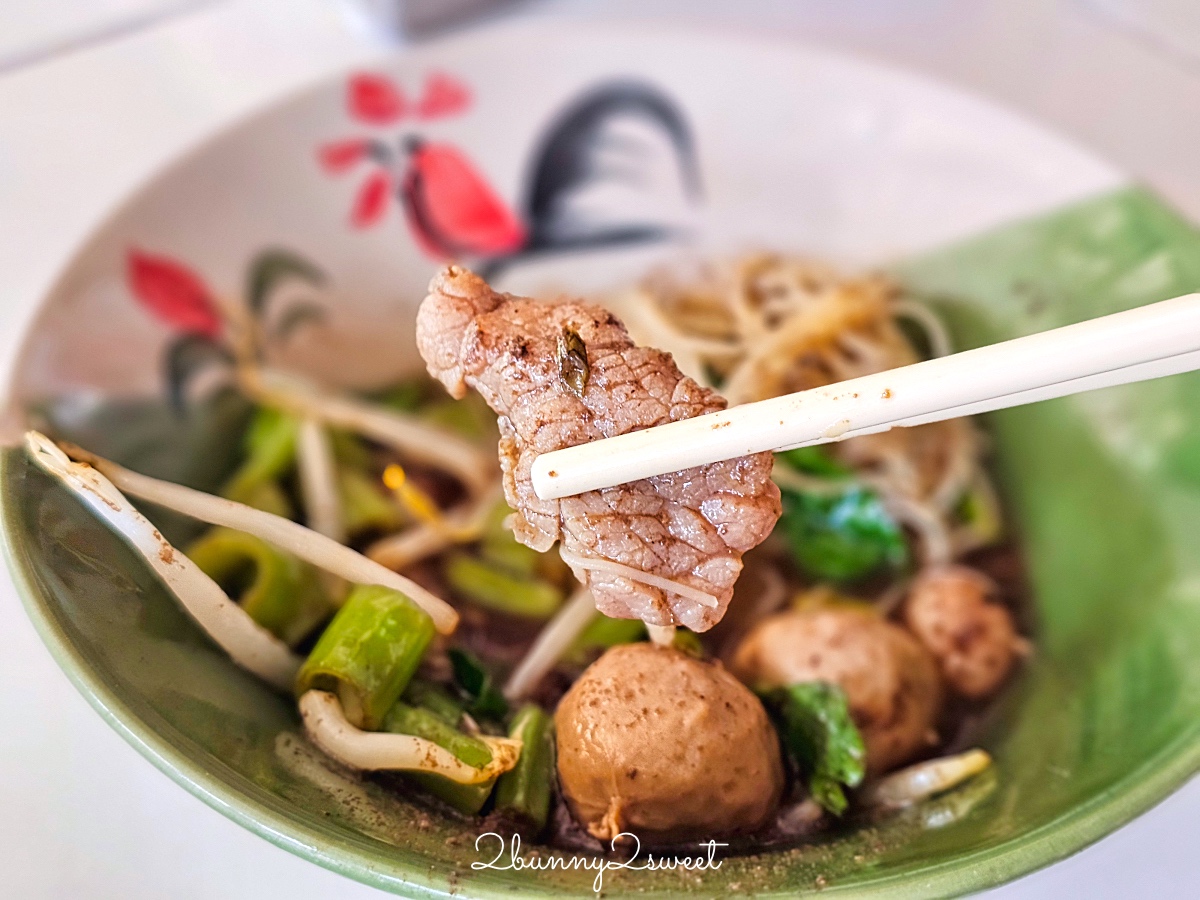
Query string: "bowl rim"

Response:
xmin=7 ymin=447 xmax=1199 ymax=895
xmin=2 ymin=18 xmax=1195 ymax=898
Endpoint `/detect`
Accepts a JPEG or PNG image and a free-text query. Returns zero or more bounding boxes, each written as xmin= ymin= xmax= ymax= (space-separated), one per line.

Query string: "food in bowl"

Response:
xmin=25 ymin=253 xmax=1026 ymax=852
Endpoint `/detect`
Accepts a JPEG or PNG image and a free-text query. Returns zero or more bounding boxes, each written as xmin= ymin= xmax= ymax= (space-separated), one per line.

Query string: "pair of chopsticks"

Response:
xmin=531 ymin=293 xmax=1200 ymax=500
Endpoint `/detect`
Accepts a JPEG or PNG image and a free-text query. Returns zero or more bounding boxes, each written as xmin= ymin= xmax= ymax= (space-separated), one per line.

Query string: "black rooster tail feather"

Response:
xmin=520 ymin=81 xmax=701 ymax=258
xmin=163 ymin=334 xmax=234 ymax=415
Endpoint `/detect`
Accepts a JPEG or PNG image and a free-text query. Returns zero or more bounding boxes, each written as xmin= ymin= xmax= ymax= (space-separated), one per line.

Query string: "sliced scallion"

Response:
xmin=221 ymin=407 xmax=298 ymax=506
xmin=382 ymin=701 xmax=497 ymax=814
xmin=186 ymin=527 xmax=331 ymax=647
xmin=444 ymin=553 xmax=563 ymax=619
xmin=494 ymin=704 xmax=555 ymax=833
xmin=296 ymin=584 xmax=434 ymax=729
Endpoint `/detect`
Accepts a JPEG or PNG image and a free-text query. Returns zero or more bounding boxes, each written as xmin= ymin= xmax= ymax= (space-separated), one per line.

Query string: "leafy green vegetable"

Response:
xmin=338 ymin=467 xmax=403 ymax=535
xmin=776 ymin=446 xmax=907 ymax=581
xmin=954 ymin=481 xmax=1002 ymax=546
xmin=780 ymin=486 xmax=908 ymax=581
xmin=475 ymin=499 xmax=569 ymax=587
xmin=556 ymin=326 xmax=590 ymax=399
xmin=672 ymin=628 xmax=704 ymax=657
xmin=778 ymin=445 xmax=852 ymax=478
xmin=448 ymin=647 xmax=509 ymax=721
xmin=442 ymin=498 xmax=568 ymax=619
xmin=373 ymin=378 xmax=429 ymax=413
xmin=478 ymin=500 xmax=539 ymax=577
xmin=701 ymin=362 xmax=726 ymax=389
xmin=761 ymin=682 xmax=866 ymax=815
xmin=221 ymin=407 xmax=298 ymax=507
xmin=372 ymin=377 xmax=494 ymax=437
xmin=421 ymin=393 xmax=495 ymax=439
xmin=403 ymin=677 xmax=466 ymax=725
xmin=328 ymin=428 xmax=372 ymax=471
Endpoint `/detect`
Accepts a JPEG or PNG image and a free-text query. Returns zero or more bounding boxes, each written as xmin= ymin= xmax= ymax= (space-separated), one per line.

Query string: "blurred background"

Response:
xmin=2 ymin=1 xmax=1199 ymax=897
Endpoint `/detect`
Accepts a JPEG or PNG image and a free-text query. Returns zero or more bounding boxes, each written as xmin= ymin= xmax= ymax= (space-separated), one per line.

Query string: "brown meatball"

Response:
xmin=555 ymin=643 xmax=784 ymax=843
xmin=730 ymin=606 xmax=941 ymax=774
xmin=904 ymin=565 xmax=1021 ymax=699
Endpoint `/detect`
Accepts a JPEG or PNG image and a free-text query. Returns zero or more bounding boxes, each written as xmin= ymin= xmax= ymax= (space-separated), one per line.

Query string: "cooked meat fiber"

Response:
xmin=417 ymin=266 xmax=781 ymax=632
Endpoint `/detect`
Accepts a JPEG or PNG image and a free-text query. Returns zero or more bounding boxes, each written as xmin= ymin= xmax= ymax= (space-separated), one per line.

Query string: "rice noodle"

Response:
xmin=241 ymin=366 xmax=493 ymax=493
xmin=771 ymin=462 xmax=853 ymax=497
xmin=722 ymin=289 xmax=882 ymax=405
xmin=558 ymin=547 xmax=719 ymax=609
xmin=613 ymin=287 xmax=740 ymax=386
xmin=25 ymin=432 xmax=302 ymax=690
xmin=835 ymin=329 xmax=893 ymax=372
xmin=503 ymin=587 xmax=596 ymax=700
xmin=646 ymin=624 xmax=677 ymax=646
xmin=299 ymin=690 xmax=520 ymax=783
xmin=928 ymin=421 xmax=981 ymax=512
xmin=893 ymin=299 xmax=953 ymax=359
xmin=55 ymin=439 xmax=460 ymax=634
xmin=296 ymin=417 xmax=345 ymax=542
xmin=620 ymin=255 xmax=992 ymax=565
xmin=880 ymin=493 xmax=953 ymax=566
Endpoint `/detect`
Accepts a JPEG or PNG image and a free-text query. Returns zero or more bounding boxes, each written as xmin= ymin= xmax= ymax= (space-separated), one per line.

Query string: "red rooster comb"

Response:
xmin=345 ymin=71 xmax=470 ymax=126
xmin=415 ymin=73 xmax=471 ymax=120
xmin=348 ymin=73 xmax=406 ymax=124
xmin=320 ymin=70 xmax=479 ymax=232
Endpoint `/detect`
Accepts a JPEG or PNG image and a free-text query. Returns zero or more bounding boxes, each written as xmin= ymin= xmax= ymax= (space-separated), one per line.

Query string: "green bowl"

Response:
xmin=5 ymin=23 xmax=1200 ymax=897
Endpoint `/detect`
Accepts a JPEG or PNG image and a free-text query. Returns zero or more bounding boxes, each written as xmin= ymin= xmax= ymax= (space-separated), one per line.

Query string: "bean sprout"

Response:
xmin=296 ymin=417 xmax=345 ymax=542
xmin=241 ymin=366 xmax=494 ymax=494
xmin=54 ymin=439 xmax=460 ymax=634
xmin=860 ymin=749 xmax=992 ymax=809
xmin=365 ymin=484 xmax=504 ymax=571
xmin=503 ymin=587 xmax=596 ymax=700
xmin=25 ymin=432 xmax=302 ymax=690
xmin=299 ymin=691 xmax=520 ymax=783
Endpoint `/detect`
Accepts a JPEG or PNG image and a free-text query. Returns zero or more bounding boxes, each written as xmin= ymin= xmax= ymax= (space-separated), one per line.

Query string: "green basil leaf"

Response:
xmin=762 ymin=681 xmax=866 ymax=816
xmin=447 ymin=647 xmax=509 ymax=720
xmin=779 ymin=485 xmax=907 ymax=581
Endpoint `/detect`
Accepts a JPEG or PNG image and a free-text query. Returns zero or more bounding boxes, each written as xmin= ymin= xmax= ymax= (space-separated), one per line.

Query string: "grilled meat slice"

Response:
xmin=417 ymin=266 xmax=780 ymax=631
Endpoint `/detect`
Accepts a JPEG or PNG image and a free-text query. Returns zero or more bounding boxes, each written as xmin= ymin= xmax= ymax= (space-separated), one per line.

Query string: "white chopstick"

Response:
xmin=531 ymin=293 xmax=1200 ymax=500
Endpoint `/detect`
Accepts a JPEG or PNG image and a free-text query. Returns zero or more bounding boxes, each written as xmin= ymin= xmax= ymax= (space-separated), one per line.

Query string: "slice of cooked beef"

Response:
xmin=416 ymin=266 xmax=780 ymax=632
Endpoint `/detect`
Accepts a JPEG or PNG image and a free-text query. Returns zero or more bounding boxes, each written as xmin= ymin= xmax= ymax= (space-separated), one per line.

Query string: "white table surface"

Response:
xmin=3 ymin=1 xmax=1199 ymax=897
